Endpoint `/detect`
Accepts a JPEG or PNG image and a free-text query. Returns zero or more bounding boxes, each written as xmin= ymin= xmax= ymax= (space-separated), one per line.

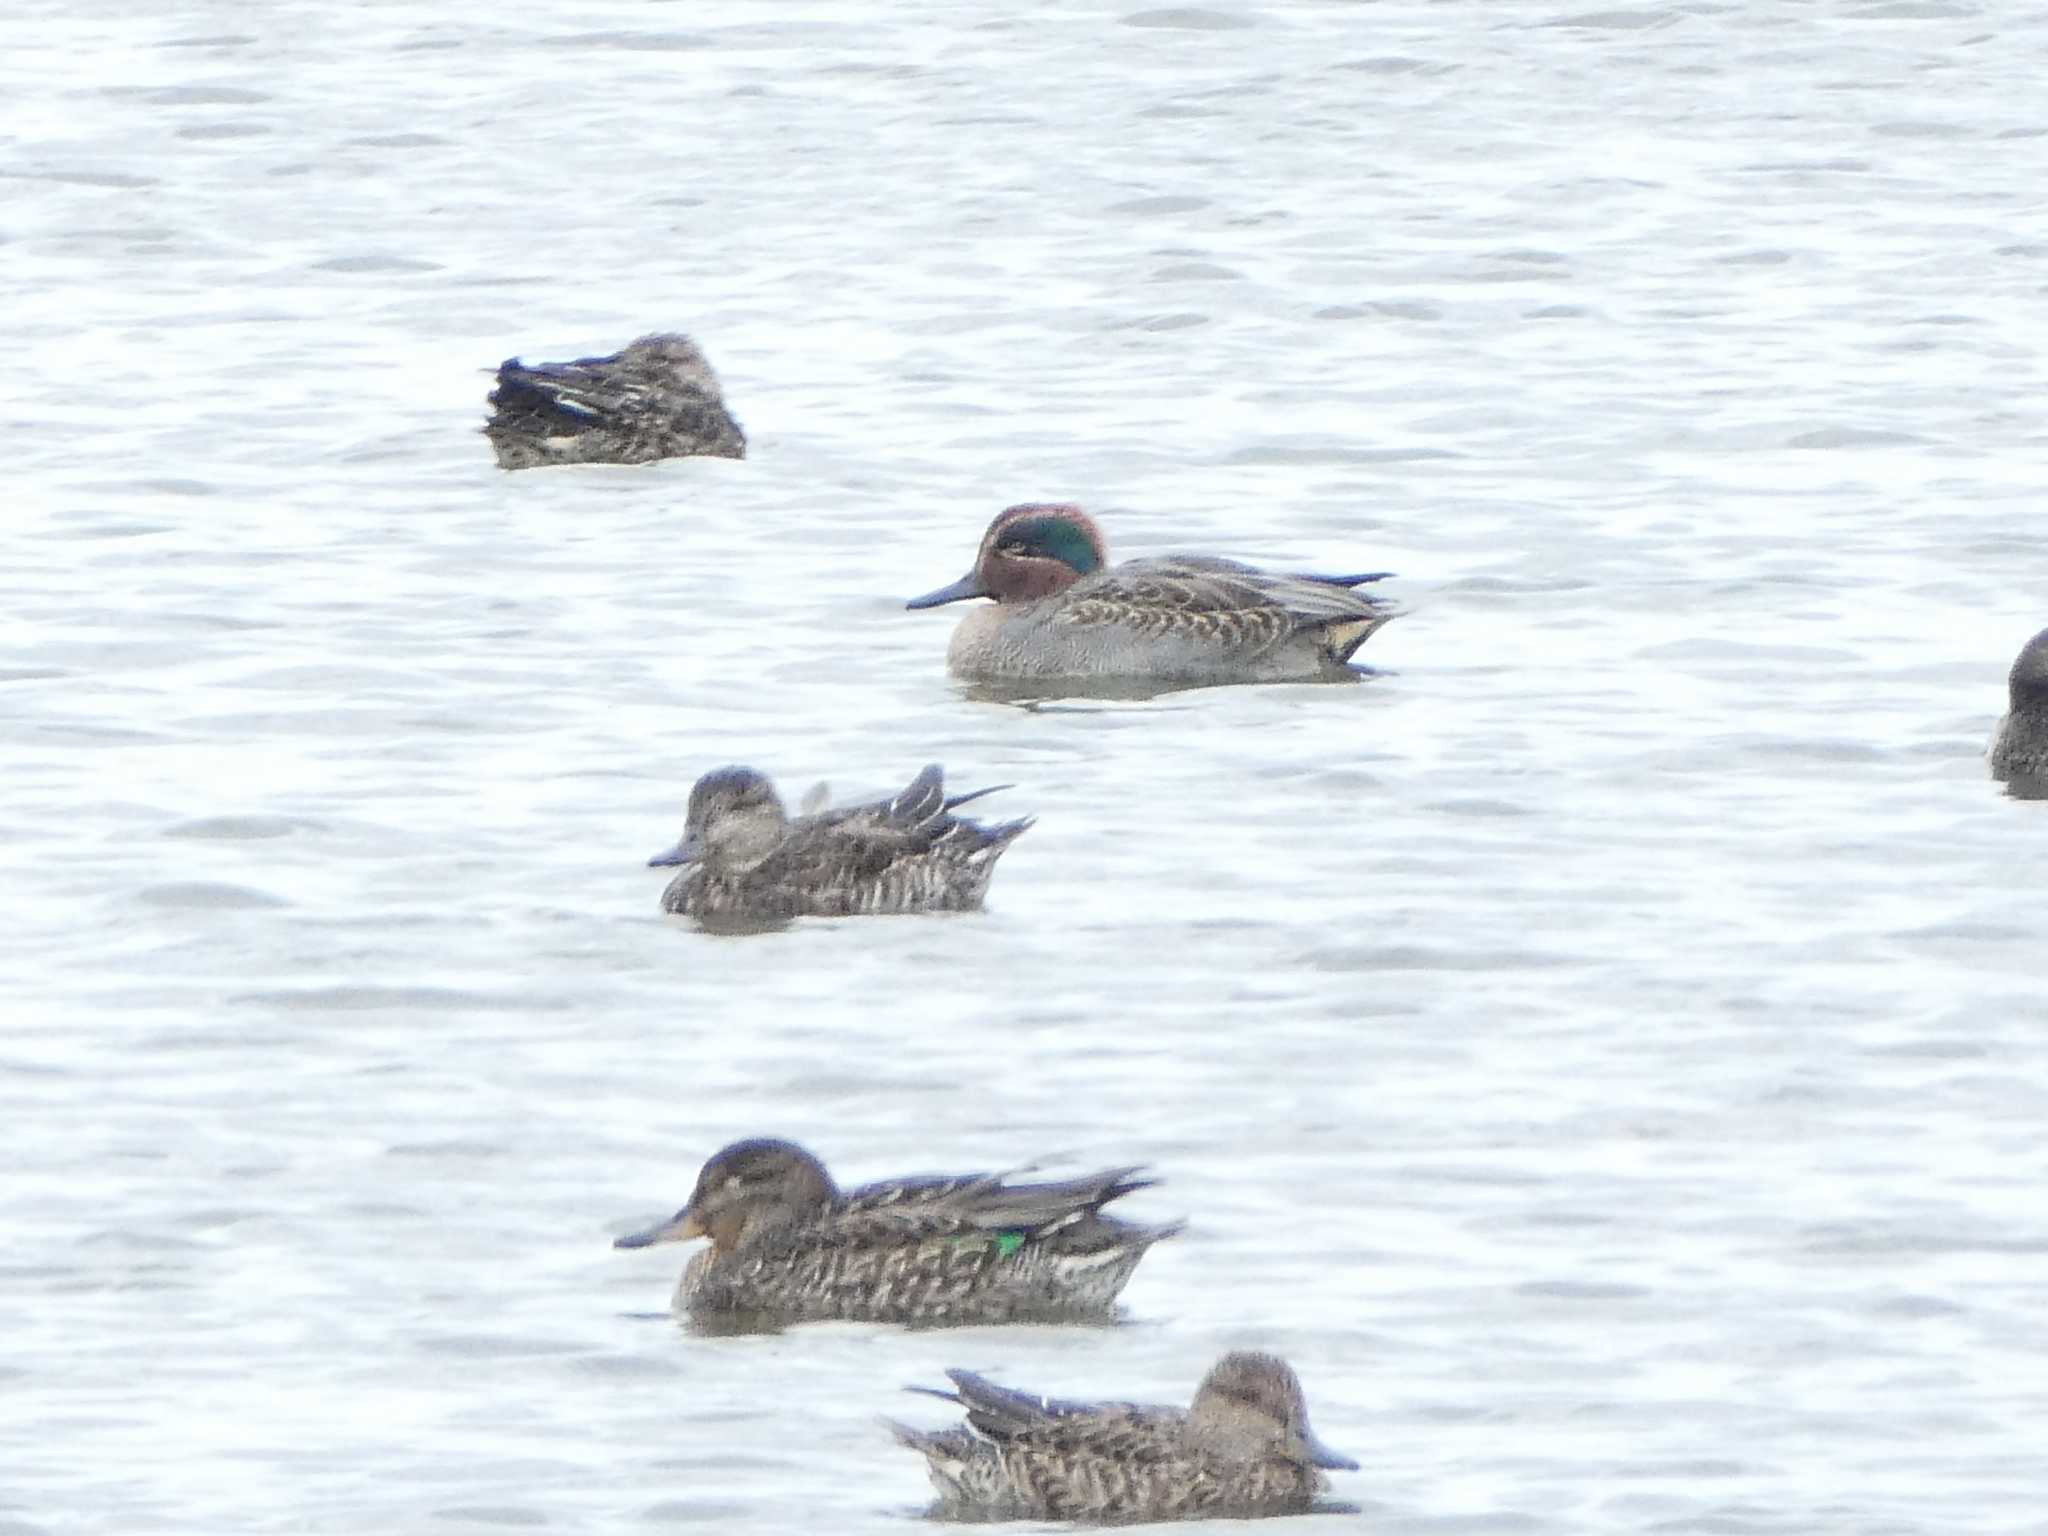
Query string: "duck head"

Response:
xmin=906 ymin=504 xmax=1108 ymax=609
xmin=2010 ymin=626 xmax=2048 ymax=710
xmin=1186 ymin=1352 xmax=1357 ymax=1472
xmin=621 ymin=332 xmax=717 ymax=385
xmin=614 ymin=1137 xmax=839 ymax=1253
xmin=647 ymin=766 xmax=789 ymax=871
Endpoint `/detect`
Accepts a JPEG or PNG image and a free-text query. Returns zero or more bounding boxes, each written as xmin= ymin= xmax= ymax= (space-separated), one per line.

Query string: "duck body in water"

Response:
xmin=484 ymin=332 xmax=745 ymax=469
xmin=906 ymin=503 xmax=1396 ymax=686
xmin=649 ymin=763 xmax=1030 ymax=921
xmin=890 ymin=1351 xmax=1357 ymax=1521
xmin=613 ymin=1137 xmax=1180 ymax=1326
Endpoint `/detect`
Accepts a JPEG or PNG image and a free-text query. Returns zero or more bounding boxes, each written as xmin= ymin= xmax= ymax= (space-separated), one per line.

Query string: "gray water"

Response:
xmin=5 ymin=2 xmax=2047 ymax=1532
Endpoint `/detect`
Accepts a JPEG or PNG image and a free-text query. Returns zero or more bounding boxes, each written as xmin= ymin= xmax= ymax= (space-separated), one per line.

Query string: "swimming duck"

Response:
xmin=1989 ymin=625 xmax=2048 ymax=784
xmin=648 ymin=763 xmax=1030 ymax=922
xmin=613 ymin=1137 xmax=1181 ymax=1327
xmin=890 ymin=1351 xmax=1358 ymax=1521
xmin=483 ymin=332 xmax=745 ymax=470
xmin=905 ymin=503 xmax=1396 ymax=685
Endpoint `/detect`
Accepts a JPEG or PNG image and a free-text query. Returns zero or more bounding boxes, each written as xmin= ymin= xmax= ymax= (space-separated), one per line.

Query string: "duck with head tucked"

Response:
xmin=649 ymin=763 xmax=1030 ymax=922
xmin=614 ymin=1137 xmax=1181 ymax=1328
xmin=906 ymin=503 xmax=1396 ymax=687
xmin=1989 ymin=625 xmax=2048 ymax=786
xmin=484 ymin=332 xmax=745 ymax=470
xmin=890 ymin=1351 xmax=1358 ymax=1521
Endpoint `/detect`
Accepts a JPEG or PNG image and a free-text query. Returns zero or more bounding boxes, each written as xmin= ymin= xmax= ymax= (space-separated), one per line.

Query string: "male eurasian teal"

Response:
xmin=648 ymin=763 xmax=1030 ymax=922
xmin=1989 ymin=625 xmax=2048 ymax=784
xmin=906 ymin=503 xmax=1396 ymax=685
xmin=613 ymin=1137 xmax=1181 ymax=1327
xmin=890 ymin=1351 xmax=1358 ymax=1521
xmin=483 ymin=332 xmax=745 ymax=470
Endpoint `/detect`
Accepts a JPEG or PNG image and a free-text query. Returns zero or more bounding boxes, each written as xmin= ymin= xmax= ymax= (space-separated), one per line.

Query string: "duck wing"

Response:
xmin=1056 ymin=555 xmax=1392 ymax=648
xmin=491 ymin=341 xmax=649 ymax=425
xmin=746 ymin=818 xmax=930 ymax=895
xmin=934 ymin=1371 xmax=1183 ymax=1456
xmin=797 ymin=765 xmax=1011 ymax=834
xmin=826 ymin=1165 xmax=1157 ymax=1243
xmin=882 ymin=762 xmax=947 ymax=828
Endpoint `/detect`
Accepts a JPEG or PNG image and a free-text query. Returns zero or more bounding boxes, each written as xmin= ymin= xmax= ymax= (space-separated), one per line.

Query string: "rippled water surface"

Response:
xmin=6 ymin=2 xmax=2048 ymax=1532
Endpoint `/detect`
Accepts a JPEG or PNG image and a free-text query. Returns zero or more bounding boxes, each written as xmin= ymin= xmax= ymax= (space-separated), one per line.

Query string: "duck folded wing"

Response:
xmin=943 ymin=1166 xmax=1156 ymax=1231
xmin=943 ymin=1372 xmax=1179 ymax=1457
xmin=828 ymin=1166 xmax=1154 ymax=1241
xmin=943 ymin=1370 xmax=1078 ymax=1435
xmin=500 ymin=346 xmax=696 ymax=424
xmin=753 ymin=821 xmax=925 ymax=891
xmin=1055 ymin=556 xmax=1394 ymax=646
xmin=488 ymin=361 xmax=615 ymax=432
xmin=882 ymin=763 xmax=947 ymax=828
xmin=803 ymin=770 xmax=1009 ymax=832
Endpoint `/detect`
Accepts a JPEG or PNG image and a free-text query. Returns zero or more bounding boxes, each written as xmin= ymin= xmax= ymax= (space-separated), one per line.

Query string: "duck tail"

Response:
xmin=885 ymin=1415 xmax=983 ymax=1506
xmin=1324 ymin=608 xmax=1398 ymax=665
xmin=941 ymin=782 xmax=1012 ymax=812
xmin=980 ymin=815 xmax=1035 ymax=852
xmin=885 ymin=1412 xmax=945 ymax=1450
xmin=1135 ymin=1215 xmax=1188 ymax=1250
xmin=943 ymin=1369 xmax=1062 ymax=1437
xmin=1302 ymin=569 xmax=1395 ymax=588
xmin=1094 ymin=1168 xmax=1161 ymax=1207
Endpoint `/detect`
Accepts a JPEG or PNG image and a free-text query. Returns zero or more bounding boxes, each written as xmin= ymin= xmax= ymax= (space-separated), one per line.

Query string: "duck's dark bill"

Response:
xmin=647 ymin=834 xmax=702 ymax=868
xmin=613 ymin=1208 xmax=701 ymax=1248
xmin=1302 ymin=1427 xmax=1359 ymax=1471
xmin=905 ymin=572 xmax=988 ymax=609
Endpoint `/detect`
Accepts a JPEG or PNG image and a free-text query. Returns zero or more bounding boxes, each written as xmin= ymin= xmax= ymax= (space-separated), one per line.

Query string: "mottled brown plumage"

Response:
xmin=906 ymin=503 xmax=1396 ymax=685
xmin=483 ymin=332 xmax=745 ymax=470
xmin=890 ymin=1351 xmax=1357 ymax=1521
xmin=648 ymin=764 xmax=1030 ymax=923
xmin=613 ymin=1138 xmax=1180 ymax=1327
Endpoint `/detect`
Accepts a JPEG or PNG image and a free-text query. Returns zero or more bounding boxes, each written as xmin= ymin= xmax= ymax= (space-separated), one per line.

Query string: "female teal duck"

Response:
xmin=649 ymin=764 xmax=1031 ymax=922
xmin=613 ymin=1138 xmax=1181 ymax=1327
xmin=1989 ymin=625 xmax=2048 ymax=784
xmin=906 ymin=503 xmax=1396 ymax=685
xmin=484 ymin=332 xmax=745 ymax=470
xmin=890 ymin=1351 xmax=1357 ymax=1521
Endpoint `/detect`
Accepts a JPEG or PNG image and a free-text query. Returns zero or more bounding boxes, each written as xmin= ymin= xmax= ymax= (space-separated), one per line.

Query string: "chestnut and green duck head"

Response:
xmin=906 ymin=503 xmax=1109 ymax=610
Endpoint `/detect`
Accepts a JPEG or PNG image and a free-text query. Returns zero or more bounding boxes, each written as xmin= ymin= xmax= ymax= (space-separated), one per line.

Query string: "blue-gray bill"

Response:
xmin=646 ymin=833 xmax=702 ymax=868
xmin=1302 ymin=1427 xmax=1359 ymax=1471
xmin=904 ymin=572 xmax=987 ymax=609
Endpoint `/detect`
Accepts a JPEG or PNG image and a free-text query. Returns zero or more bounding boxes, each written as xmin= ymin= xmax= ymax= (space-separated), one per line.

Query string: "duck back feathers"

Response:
xmin=485 ymin=332 xmax=745 ymax=470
